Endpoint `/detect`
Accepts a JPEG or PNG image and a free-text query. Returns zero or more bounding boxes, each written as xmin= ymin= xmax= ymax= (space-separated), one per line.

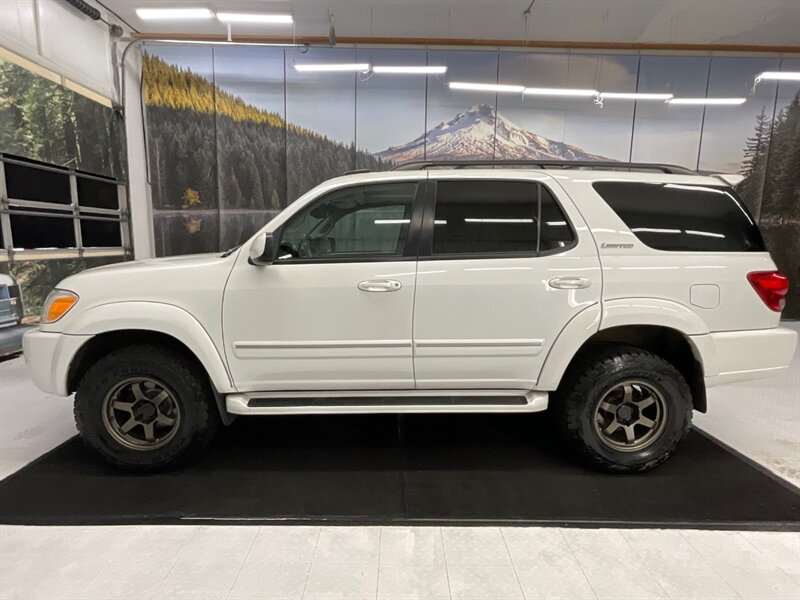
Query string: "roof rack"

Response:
xmin=391 ymin=160 xmax=695 ymax=175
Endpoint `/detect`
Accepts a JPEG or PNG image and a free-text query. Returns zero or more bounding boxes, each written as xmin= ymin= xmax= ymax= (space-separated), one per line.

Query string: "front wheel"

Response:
xmin=554 ymin=346 xmax=693 ymax=473
xmin=74 ymin=344 xmax=219 ymax=471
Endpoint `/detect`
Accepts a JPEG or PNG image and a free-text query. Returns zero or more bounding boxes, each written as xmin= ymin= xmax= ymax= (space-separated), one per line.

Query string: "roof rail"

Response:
xmin=391 ymin=160 xmax=695 ymax=175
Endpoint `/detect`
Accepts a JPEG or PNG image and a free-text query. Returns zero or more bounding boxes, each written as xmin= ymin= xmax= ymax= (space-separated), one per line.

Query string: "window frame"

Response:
xmin=272 ymin=180 xmax=427 ymax=265
xmin=417 ymin=178 xmax=578 ymax=261
xmin=0 ymin=155 xmax=130 ymax=261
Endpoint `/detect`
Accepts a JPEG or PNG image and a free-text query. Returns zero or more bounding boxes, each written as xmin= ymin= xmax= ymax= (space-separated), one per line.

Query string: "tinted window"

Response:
xmin=593 ymin=182 xmax=765 ymax=252
xmin=278 ymin=182 xmax=416 ymax=260
xmin=540 ymin=188 xmax=576 ymax=252
xmin=432 ymin=180 xmax=574 ymax=255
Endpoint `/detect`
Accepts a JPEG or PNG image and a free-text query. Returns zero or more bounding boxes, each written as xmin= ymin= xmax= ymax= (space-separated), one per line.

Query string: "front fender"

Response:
xmin=64 ymin=301 xmax=235 ymax=393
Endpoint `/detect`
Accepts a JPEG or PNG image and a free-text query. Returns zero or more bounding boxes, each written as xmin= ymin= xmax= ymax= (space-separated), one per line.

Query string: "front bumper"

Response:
xmin=692 ymin=326 xmax=798 ymax=387
xmin=22 ymin=329 xmax=92 ymax=396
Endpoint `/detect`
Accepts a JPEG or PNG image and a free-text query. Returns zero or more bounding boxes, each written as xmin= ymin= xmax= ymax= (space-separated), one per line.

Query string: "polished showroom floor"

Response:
xmin=0 ymin=322 xmax=798 ymax=600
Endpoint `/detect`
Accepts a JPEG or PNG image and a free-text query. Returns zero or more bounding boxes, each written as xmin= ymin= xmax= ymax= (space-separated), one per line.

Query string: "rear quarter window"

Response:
xmin=592 ymin=181 xmax=765 ymax=252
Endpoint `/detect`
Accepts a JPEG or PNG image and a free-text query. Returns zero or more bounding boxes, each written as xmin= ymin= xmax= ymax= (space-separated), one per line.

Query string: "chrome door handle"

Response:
xmin=358 ymin=279 xmax=402 ymax=292
xmin=548 ymin=276 xmax=591 ymax=290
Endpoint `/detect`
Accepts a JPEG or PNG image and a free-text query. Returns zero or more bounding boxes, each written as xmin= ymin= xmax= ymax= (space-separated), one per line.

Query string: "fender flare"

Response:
xmin=64 ymin=301 xmax=235 ymax=393
xmin=537 ymin=298 xmax=712 ymax=391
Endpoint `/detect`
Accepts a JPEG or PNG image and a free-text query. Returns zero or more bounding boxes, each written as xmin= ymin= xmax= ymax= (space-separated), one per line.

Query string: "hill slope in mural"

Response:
xmin=376 ymin=104 xmax=607 ymax=162
xmin=143 ymin=53 xmax=386 ymax=213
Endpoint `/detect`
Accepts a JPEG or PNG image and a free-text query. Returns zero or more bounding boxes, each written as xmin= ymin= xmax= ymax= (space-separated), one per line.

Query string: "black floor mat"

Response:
xmin=1 ymin=413 xmax=798 ymax=529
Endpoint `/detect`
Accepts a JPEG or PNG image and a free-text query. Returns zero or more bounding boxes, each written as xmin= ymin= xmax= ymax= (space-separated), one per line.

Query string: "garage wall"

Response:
xmin=141 ymin=44 xmax=800 ymax=316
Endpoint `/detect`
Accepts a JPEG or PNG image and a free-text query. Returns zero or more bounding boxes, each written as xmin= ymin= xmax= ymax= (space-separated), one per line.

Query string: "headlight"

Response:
xmin=41 ymin=290 xmax=79 ymax=324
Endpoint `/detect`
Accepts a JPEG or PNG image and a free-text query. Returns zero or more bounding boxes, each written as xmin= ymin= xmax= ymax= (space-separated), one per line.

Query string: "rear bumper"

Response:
xmin=22 ymin=329 xmax=92 ymax=396
xmin=691 ymin=327 xmax=797 ymax=387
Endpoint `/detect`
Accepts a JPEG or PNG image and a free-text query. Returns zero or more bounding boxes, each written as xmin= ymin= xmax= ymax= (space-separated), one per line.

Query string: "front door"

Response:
xmin=223 ymin=180 xmax=423 ymax=392
xmin=412 ymin=174 xmax=601 ymax=390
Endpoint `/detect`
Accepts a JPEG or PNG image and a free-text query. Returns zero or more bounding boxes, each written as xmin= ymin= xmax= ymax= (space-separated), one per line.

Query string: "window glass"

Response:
xmin=5 ymin=162 xmax=71 ymax=205
xmin=277 ymin=182 xmax=416 ymax=260
xmin=539 ymin=187 xmax=576 ymax=251
xmin=433 ymin=180 xmax=573 ymax=255
xmin=10 ymin=212 xmax=76 ymax=249
xmin=81 ymin=219 xmax=122 ymax=247
xmin=77 ymin=177 xmax=119 ymax=210
xmin=592 ymin=182 xmax=765 ymax=252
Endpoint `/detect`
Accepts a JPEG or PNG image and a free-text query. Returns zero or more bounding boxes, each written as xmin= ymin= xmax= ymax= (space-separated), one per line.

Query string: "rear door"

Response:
xmin=411 ymin=172 xmax=601 ymax=390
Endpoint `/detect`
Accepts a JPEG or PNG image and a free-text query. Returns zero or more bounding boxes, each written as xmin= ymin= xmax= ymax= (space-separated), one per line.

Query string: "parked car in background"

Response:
xmin=0 ymin=274 xmax=23 ymax=328
xmin=23 ymin=161 xmax=797 ymax=473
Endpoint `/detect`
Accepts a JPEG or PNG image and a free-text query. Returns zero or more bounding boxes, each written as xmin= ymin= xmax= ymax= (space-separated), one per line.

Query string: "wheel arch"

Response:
xmin=63 ymin=302 xmax=235 ymax=397
xmin=537 ymin=300 xmax=709 ymax=413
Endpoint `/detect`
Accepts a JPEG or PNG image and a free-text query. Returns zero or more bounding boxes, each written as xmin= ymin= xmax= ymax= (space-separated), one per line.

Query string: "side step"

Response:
xmin=226 ymin=390 xmax=548 ymax=415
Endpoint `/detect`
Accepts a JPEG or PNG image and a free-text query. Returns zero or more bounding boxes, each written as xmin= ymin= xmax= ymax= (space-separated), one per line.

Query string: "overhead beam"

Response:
xmin=131 ymin=32 xmax=800 ymax=54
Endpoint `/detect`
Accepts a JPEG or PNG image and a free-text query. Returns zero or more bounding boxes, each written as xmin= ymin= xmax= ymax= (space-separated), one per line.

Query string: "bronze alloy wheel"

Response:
xmin=101 ymin=377 xmax=182 ymax=451
xmin=593 ymin=380 xmax=668 ymax=452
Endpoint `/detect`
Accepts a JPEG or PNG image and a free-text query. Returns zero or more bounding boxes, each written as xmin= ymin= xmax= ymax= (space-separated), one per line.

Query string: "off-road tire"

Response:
xmin=554 ymin=345 xmax=693 ymax=473
xmin=74 ymin=344 xmax=219 ymax=471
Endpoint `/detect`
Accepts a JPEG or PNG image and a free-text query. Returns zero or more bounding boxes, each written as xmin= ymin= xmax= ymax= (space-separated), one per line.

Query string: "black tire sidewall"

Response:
xmin=75 ymin=346 xmax=216 ymax=470
xmin=561 ymin=349 xmax=692 ymax=471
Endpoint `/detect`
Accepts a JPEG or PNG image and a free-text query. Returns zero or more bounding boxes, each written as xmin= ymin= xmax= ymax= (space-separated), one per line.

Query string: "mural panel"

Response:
xmin=140 ymin=45 xmax=800 ymax=316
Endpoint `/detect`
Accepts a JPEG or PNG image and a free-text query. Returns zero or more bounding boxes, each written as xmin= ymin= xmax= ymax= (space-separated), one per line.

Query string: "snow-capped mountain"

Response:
xmin=375 ymin=103 xmax=608 ymax=163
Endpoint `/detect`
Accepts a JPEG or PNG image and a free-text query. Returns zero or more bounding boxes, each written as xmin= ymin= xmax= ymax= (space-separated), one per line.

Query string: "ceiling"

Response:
xmin=100 ymin=0 xmax=800 ymax=48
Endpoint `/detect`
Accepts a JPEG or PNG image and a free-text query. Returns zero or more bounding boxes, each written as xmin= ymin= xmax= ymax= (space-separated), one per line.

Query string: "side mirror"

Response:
xmin=248 ymin=233 xmax=275 ymax=266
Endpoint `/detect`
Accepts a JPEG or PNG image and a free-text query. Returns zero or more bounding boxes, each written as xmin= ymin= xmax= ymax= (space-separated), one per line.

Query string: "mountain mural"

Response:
xmin=376 ymin=104 xmax=607 ymax=163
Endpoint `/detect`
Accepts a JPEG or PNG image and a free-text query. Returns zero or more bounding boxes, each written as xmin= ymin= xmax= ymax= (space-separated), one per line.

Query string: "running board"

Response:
xmin=226 ymin=390 xmax=548 ymax=415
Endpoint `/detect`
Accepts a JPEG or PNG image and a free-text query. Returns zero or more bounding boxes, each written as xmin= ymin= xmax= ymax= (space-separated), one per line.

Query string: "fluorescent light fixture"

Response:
xmin=217 ymin=13 xmax=293 ymax=24
xmin=523 ymin=87 xmax=597 ymax=97
xmin=756 ymin=71 xmax=800 ymax=82
xmin=374 ymin=219 xmax=410 ymax=224
xmin=598 ymin=92 xmax=673 ymax=101
xmin=465 ymin=218 xmax=533 ymax=223
xmin=668 ymin=97 xmax=747 ymax=105
xmin=372 ymin=65 xmax=447 ymax=74
xmin=449 ymin=82 xmax=525 ymax=93
xmin=136 ymin=8 xmax=213 ymax=19
xmin=294 ymin=63 xmax=370 ymax=72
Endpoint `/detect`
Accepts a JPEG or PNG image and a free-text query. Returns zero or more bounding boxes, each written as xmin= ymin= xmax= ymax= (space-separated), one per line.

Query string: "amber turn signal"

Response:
xmin=42 ymin=290 xmax=79 ymax=324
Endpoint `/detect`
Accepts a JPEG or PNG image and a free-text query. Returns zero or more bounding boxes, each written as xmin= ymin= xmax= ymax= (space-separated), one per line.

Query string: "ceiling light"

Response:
xmin=756 ymin=71 xmax=800 ymax=82
xmin=217 ymin=13 xmax=293 ymax=24
xmin=449 ymin=82 xmax=525 ymax=93
xmin=136 ymin=8 xmax=213 ymax=20
xmin=372 ymin=66 xmax=447 ymax=74
xmin=294 ymin=63 xmax=370 ymax=72
xmin=668 ymin=97 xmax=747 ymax=105
xmin=598 ymin=92 xmax=673 ymax=101
xmin=523 ymin=87 xmax=597 ymax=97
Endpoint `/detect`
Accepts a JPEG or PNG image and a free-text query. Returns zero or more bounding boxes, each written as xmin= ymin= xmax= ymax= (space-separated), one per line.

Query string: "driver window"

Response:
xmin=277 ymin=182 xmax=417 ymax=261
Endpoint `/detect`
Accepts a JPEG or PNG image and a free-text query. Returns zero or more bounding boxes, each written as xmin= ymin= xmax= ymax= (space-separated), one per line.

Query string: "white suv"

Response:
xmin=23 ymin=161 xmax=797 ymax=473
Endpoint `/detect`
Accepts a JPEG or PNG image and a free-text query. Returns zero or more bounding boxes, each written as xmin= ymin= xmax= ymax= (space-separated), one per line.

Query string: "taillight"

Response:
xmin=747 ymin=271 xmax=789 ymax=312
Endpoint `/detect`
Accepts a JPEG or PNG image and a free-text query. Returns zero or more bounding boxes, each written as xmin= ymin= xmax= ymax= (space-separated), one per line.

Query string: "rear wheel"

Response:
xmin=555 ymin=346 xmax=692 ymax=473
xmin=74 ymin=344 xmax=219 ymax=471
